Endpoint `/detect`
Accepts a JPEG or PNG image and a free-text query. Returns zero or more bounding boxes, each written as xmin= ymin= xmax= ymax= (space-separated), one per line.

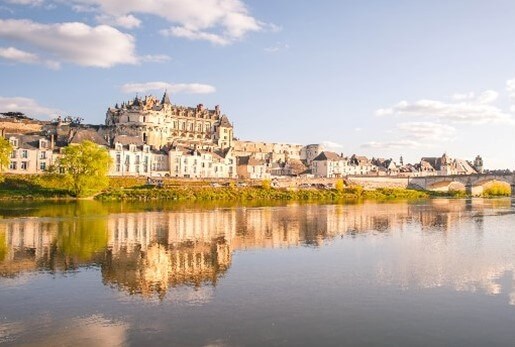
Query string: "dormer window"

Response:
xmin=129 ymin=144 xmax=136 ymax=152
xmin=115 ymin=143 xmax=122 ymax=151
xmin=40 ymin=140 xmax=47 ymax=149
xmin=9 ymin=138 xmax=18 ymax=147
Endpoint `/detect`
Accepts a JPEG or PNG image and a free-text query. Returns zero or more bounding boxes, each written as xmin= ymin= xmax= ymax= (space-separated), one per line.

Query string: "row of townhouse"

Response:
xmin=311 ymin=152 xmax=378 ymax=178
xmin=5 ymin=134 xmax=57 ymax=174
xmin=102 ymin=135 xmax=238 ymax=178
xmin=310 ymin=151 xmax=482 ymax=178
xmin=3 ymin=131 xmax=238 ymax=179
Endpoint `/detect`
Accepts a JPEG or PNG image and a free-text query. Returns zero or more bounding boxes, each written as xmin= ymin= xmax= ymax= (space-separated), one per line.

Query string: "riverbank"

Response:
xmin=0 ymin=174 xmax=509 ymax=202
xmin=96 ymin=185 xmax=430 ymax=202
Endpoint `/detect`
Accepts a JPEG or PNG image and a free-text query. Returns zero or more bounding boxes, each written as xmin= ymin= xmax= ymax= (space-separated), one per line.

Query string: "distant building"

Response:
xmin=105 ymin=92 xmax=233 ymax=149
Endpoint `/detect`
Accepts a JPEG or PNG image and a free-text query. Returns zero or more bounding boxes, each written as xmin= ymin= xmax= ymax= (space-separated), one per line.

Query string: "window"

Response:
xmin=10 ymin=151 xmax=15 ymax=159
xmin=21 ymin=150 xmax=28 ymax=158
xmin=40 ymin=162 xmax=46 ymax=171
xmin=40 ymin=151 xmax=46 ymax=159
xmin=9 ymin=162 xmax=16 ymax=170
xmin=21 ymin=161 xmax=28 ymax=170
xmin=9 ymin=139 xmax=18 ymax=147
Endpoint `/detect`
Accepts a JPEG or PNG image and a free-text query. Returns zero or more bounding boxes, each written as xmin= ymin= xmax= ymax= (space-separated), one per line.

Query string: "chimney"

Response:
xmin=50 ymin=134 xmax=55 ymax=150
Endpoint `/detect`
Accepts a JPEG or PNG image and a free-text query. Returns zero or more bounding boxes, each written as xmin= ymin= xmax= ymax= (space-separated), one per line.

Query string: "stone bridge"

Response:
xmin=408 ymin=173 xmax=515 ymax=196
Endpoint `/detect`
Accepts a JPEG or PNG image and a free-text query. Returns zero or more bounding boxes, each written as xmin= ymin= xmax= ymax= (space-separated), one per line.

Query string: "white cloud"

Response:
xmin=476 ymin=90 xmax=498 ymax=104
xmin=69 ymin=0 xmax=264 ymax=45
xmin=451 ymin=92 xmax=475 ymax=101
xmin=0 ymin=46 xmax=60 ymax=69
xmin=376 ymin=90 xmax=511 ymax=125
xmin=264 ymin=42 xmax=289 ymax=53
xmin=361 ymin=122 xmax=456 ymax=150
xmin=361 ymin=139 xmax=423 ymax=149
xmin=95 ymin=14 xmax=141 ymax=29
xmin=139 ymin=54 xmax=171 ymax=63
xmin=0 ymin=19 xmax=139 ymax=68
xmin=121 ymin=82 xmax=216 ymax=94
xmin=0 ymin=96 xmax=61 ymax=117
xmin=396 ymin=122 xmax=456 ymax=142
xmin=5 ymin=0 xmax=43 ymax=6
xmin=321 ymin=141 xmax=343 ymax=150
xmin=161 ymin=26 xmax=230 ymax=46
xmin=506 ymin=78 xmax=515 ymax=99
xmin=0 ymin=46 xmax=38 ymax=64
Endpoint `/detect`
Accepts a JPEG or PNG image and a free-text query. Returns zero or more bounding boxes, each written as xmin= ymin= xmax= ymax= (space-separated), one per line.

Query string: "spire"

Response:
xmin=161 ymin=90 xmax=171 ymax=105
xmin=132 ymin=95 xmax=141 ymax=107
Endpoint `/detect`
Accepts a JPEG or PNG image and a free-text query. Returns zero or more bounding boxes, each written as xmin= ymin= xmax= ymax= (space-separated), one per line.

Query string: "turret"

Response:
xmin=161 ymin=91 xmax=171 ymax=105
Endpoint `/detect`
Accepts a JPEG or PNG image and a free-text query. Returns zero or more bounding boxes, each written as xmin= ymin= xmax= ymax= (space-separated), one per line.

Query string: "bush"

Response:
xmin=262 ymin=179 xmax=271 ymax=190
xmin=483 ymin=181 xmax=511 ymax=197
xmin=335 ymin=179 xmax=345 ymax=192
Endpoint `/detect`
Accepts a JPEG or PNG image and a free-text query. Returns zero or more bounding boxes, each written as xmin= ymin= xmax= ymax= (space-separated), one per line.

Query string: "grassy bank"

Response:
xmin=96 ymin=185 xmax=430 ymax=202
xmin=1 ymin=174 xmax=510 ymax=202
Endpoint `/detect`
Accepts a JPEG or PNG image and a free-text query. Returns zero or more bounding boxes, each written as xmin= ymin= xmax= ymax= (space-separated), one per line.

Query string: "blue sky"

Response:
xmin=1 ymin=0 xmax=515 ymax=168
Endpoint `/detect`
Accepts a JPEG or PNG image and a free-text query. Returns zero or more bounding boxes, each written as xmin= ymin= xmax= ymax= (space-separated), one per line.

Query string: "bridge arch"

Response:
xmin=468 ymin=178 xmax=512 ymax=196
xmin=409 ymin=174 xmax=515 ymax=197
xmin=426 ymin=180 xmax=466 ymax=192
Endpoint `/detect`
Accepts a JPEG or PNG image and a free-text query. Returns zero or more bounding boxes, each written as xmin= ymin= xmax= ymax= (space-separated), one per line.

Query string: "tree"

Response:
xmin=59 ymin=141 xmax=112 ymax=197
xmin=0 ymin=137 xmax=13 ymax=182
xmin=335 ymin=179 xmax=345 ymax=192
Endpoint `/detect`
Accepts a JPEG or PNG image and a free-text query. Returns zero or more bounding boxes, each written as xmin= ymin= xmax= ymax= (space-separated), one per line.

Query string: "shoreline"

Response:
xmin=0 ymin=174 xmax=510 ymax=202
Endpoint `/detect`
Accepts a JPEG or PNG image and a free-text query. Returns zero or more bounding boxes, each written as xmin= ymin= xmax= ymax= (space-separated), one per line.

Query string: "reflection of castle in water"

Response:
xmin=1 ymin=199 xmax=513 ymax=302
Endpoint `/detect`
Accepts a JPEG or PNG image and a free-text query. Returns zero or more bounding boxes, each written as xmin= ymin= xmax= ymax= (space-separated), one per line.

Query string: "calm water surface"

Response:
xmin=0 ymin=199 xmax=514 ymax=346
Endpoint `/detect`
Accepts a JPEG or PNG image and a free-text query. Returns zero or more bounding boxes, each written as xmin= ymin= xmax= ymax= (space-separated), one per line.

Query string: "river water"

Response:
xmin=0 ymin=199 xmax=514 ymax=346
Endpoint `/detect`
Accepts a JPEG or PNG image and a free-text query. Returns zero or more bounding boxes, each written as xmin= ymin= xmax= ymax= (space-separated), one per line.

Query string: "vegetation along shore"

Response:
xmin=0 ymin=174 xmax=510 ymax=202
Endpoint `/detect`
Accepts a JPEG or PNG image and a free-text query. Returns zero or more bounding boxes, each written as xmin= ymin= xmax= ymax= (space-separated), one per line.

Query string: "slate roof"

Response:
xmin=69 ymin=129 xmax=108 ymax=146
xmin=113 ymin=135 xmax=144 ymax=146
xmin=6 ymin=133 xmax=50 ymax=150
xmin=219 ymin=115 xmax=233 ymax=128
xmin=312 ymin=151 xmax=342 ymax=161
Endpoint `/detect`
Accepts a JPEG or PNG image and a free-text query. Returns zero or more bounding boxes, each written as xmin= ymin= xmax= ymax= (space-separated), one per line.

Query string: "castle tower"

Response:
xmin=474 ymin=155 xmax=484 ymax=174
xmin=213 ymin=114 xmax=233 ymax=149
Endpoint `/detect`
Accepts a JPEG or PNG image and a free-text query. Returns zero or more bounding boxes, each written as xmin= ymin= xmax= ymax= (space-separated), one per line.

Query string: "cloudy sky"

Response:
xmin=1 ymin=0 xmax=515 ymax=168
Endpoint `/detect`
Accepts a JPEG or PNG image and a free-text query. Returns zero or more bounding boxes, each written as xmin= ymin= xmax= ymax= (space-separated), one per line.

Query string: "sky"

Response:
xmin=1 ymin=0 xmax=515 ymax=169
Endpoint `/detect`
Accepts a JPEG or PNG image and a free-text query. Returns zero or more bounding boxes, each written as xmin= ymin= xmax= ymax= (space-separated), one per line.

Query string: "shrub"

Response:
xmin=262 ymin=179 xmax=272 ymax=190
xmin=335 ymin=179 xmax=345 ymax=192
xmin=483 ymin=181 xmax=511 ymax=197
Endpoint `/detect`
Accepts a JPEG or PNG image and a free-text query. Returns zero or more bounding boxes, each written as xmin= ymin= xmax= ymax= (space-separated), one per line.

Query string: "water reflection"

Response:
xmin=0 ymin=199 xmax=514 ymax=304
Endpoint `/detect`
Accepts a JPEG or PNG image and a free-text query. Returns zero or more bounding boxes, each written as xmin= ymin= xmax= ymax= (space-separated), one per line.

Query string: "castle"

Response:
xmin=105 ymin=92 xmax=233 ymax=149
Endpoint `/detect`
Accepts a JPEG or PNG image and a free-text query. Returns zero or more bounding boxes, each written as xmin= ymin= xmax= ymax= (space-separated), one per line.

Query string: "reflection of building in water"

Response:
xmin=102 ymin=239 xmax=231 ymax=299
xmin=1 ymin=199 xmax=513 ymax=302
xmin=0 ymin=220 xmax=57 ymax=276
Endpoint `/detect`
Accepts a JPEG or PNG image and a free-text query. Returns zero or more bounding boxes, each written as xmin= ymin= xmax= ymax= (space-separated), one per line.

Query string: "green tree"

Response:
xmin=0 ymin=137 xmax=13 ymax=182
xmin=59 ymin=141 xmax=112 ymax=197
xmin=335 ymin=179 xmax=345 ymax=192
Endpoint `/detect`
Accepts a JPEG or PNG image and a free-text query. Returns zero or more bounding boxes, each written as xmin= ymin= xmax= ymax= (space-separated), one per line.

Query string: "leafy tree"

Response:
xmin=59 ymin=141 xmax=112 ymax=197
xmin=335 ymin=179 xmax=345 ymax=192
xmin=262 ymin=179 xmax=272 ymax=190
xmin=0 ymin=137 xmax=13 ymax=182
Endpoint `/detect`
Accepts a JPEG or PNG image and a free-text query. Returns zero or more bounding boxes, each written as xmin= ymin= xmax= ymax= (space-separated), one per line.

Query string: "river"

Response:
xmin=0 ymin=199 xmax=514 ymax=346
